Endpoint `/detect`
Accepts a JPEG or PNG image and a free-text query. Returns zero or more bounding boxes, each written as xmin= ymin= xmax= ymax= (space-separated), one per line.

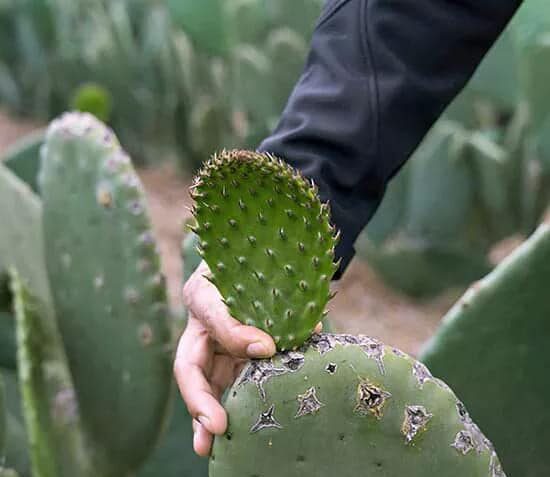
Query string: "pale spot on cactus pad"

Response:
xmin=212 ymin=334 xmax=504 ymax=477
xmin=191 ymin=150 xmax=339 ymax=351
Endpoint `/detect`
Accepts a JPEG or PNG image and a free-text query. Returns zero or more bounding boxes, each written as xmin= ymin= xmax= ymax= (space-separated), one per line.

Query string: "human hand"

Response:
xmin=173 ymin=260 xmax=277 ymax=456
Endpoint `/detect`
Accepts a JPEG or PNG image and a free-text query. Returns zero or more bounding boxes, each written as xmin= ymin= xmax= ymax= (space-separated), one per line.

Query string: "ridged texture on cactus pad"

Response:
xmin=421 ymin=222 xmax=550 ymax=477
xmin=211 ymin=334 xmax=505 ymax=477
xmin=40 ymin=112 xmax=172 ymax=475
xmin=191 ymin=150 xmax=338 ymax=350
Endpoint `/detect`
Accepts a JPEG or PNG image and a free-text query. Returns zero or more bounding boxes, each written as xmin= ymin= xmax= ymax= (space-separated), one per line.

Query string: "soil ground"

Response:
xmin=0 ymin=109 xmax=485 ymax=356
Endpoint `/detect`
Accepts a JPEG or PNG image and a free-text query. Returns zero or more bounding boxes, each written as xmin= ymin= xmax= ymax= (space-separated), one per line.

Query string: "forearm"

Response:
xmin=258 ymin=0 xmax=522 ymax=279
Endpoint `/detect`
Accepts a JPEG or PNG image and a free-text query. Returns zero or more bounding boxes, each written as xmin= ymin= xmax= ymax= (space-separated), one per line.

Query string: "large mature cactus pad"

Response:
xmin=211 ymin=334 xmax=505 ymax=477
xmin=191 ymin=150 xmax=338 ymax=350
xmin=421 ymin=222 xmax=550 ymax=477
xmin=40 ymin=112 xmax=172 ymax=474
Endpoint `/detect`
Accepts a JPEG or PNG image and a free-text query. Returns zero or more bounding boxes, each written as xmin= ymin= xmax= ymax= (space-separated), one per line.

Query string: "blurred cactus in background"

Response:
xmin=0 ymin=113 xmax=206 ymax=477
xmin=0 ymin=0 xmax=323 ymax=171
xmin=356 ymin=0 xmax=550 ymax=297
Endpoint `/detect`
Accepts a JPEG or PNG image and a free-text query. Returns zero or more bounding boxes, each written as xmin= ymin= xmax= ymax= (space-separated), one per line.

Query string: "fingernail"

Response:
xmin=247 ymin=341 xmax=270 ymax=357
xmin=197 ymin=415 xmax=210 ymax=428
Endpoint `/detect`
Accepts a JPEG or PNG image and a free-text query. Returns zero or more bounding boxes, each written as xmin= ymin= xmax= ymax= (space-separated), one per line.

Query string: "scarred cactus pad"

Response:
xmin=190 ymin=150 xmax=339 ymax=350
xmin=210 ymin=334 xmax=506 ymax=477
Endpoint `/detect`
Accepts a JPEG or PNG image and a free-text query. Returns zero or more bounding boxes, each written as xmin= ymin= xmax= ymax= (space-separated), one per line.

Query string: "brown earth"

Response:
xmin=1 ymin=109 xmax=504 ymax=357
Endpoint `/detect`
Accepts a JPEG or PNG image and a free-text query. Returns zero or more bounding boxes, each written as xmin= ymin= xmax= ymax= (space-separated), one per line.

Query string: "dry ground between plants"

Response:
xmin=3 ymin=108 xmax=513 ymax=356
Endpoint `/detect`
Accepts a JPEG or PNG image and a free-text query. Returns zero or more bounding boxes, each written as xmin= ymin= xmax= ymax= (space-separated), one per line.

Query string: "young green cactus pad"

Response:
xmin=190 ymin=150 xmax=339 ymax=350
xmin=40 ymin=112 xmax=172 ymax=475
xmin=210 ymin=334 xmax=505 ymax=477
xmin=421 ymin=222 xmax=550 ymax=477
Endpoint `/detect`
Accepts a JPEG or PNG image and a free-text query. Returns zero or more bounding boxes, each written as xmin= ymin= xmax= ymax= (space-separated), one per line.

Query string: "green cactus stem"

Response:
xmin=190 ymin=150 xmax=338 ymax=350
xmin=421 ymin=222 xmax=550 ymax=477
xmin=211 ymin=334 xmax=505 ymax=477
xmin=40 ymin=112 xmax=172 ymax=475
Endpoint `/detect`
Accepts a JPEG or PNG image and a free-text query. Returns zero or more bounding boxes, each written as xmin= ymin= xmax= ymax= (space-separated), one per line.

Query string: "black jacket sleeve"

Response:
xmin=257 ymin=0 xmax=522 ymax=279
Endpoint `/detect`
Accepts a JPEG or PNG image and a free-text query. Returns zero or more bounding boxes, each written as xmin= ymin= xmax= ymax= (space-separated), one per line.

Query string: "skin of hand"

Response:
xmin=174 ymin=260 xmax=322 ymax=456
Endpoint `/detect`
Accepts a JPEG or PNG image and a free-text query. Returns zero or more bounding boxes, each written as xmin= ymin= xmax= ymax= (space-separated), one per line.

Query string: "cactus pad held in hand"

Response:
xmin=211 ymin=334 xmax=506 ymax=477
xmin=191 ymin=150 xmax=339 ymax=350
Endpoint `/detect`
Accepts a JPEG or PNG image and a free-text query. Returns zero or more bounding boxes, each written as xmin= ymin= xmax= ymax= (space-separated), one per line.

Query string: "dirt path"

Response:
xmin=0 ymin=109 xmax=455 ymax=356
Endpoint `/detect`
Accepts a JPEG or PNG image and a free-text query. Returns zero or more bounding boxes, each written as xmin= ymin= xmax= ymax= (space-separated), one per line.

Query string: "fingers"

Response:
xmin=174 ymin=317 xmax=227 ymax=436
xmin=192 ymin=418 xmax=214 ymax=457
xmin=183 ymin=261 xmax=276 ymax=359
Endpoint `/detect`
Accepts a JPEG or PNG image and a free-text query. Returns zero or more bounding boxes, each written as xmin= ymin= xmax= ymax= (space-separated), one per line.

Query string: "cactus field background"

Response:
xmin=0 ymin=109 xmax=457 ymax=354
xmin=1 ymin=0 xmax=550 ymax=475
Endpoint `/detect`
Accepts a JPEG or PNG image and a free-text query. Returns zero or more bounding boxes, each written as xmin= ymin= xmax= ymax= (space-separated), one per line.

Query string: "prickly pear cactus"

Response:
xmin=190 ymin=150 xmax=338 ymax=350
xmin=421 ymin=222 xmax=550 ymax=477
xmin=40 ymin=112 xmax=172 ymax=475
xmin=211 ymin=334 xmax=505 ymax=477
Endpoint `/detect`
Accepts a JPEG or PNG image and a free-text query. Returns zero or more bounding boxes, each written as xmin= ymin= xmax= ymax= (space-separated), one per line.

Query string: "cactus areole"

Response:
xmin=190 ymin=150 xmax=339 ymax=351
xmin=193 ymin=150 xmax=506 ymax=476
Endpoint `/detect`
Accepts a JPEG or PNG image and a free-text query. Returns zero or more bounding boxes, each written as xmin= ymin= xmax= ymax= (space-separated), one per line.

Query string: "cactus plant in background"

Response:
xmin=70 ymin=83 xmax=112 ymax=123
xmin=190 ymin=150 xmax=338 ymax=351
xmin=40 ymin=112 xmax=173 ymax=475
xmin=0 ymin=0 xmax=321 ymax=171
xmin=11 ymin=269 xmax=91 ymax=477
xmin=0 ymin=112 xmax=204 ymax=476
xmin=355 ymin=0 xmax=550 ymax=298
xmin=188 ymin=148 xmax=506 ymax=476
xmin=421 ymin=221 xmax=550 ymax=477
